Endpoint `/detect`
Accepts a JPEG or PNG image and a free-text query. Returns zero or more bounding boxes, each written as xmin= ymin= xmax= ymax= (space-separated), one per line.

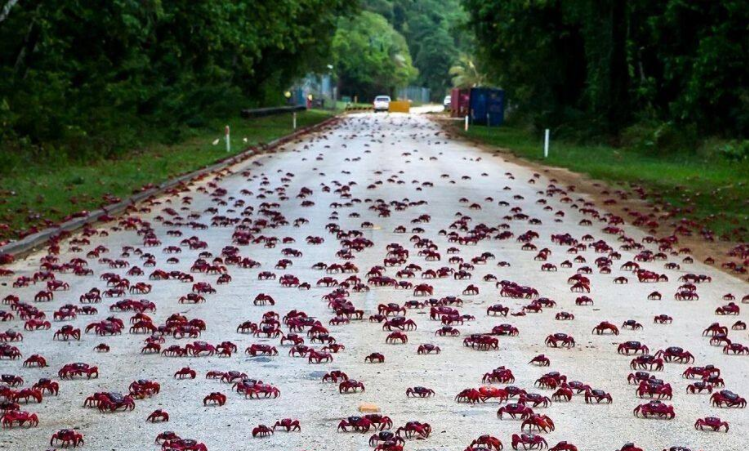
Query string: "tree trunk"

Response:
xmin=13 ymin=3 xmax=41 ymax=79
xmin=608 ymin=0 xmax=630 ymax=133
xmin=0 ymin=0 xmax=20 ymax=24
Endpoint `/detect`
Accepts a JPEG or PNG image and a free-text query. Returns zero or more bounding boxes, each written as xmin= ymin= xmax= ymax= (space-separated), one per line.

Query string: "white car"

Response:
xmin=373 ymin=96 xmax=391 ymax=113
xmin=443 ymin=95 xmax=451 ymax=110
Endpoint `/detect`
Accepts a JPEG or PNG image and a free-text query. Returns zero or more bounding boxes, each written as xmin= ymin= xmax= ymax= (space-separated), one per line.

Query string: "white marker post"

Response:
xmin=293 ymin=112 xmax=297 ymax=130
xmin=464 ymin=115 xmax=469 ymax=131
xmin=225 ymin=125 xmax=231 ymax=153
xmin=544 ymin=129 xmax=550 ymax=158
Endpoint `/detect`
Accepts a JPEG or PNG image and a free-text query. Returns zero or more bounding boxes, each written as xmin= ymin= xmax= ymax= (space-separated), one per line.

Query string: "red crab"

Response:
xmin=592 ymin=321 xmax=619 ymax=335
xmin=552 ymin=387 xmax=573 ymax=402
xmin=386 ymin=331 xmax=408 ymax=344
xmin=584 ymin=389 xmax=612 ymax=403
xmin=521 ymin=413 xmax=555 ymax=433
xmin=395 ymin=420 xmax=431 ymax=439
xmin=637 ymin=380 xmax=673 ymax=399
xmin=203 ymin=392 xmax=226 ymax=406
xmin=682 ymin=365 xmax=720 ymax=379
xmin=13 ymin=388 xmax=43 ymax=404
xmin=686 ymin=381 xmax=712 ymax=394
xmin=338 ymin=416 xmax=373 ymax=432
xmin=498 ymin=403 xmax=534 ymax=419
xmin=174 ymin=367 xmax=197 ymax=379
xmin=710 ymin=390 xmax=746 ymax=408
xmin=147 ymin=409 xmax=169 ymax=422
xmin=633 ymin=400 xmax=675 ymax=419
xmin=406 ymin=386 xmax=435 ymax=398
xmin=467 ymin=435 xmax=503 ymax=451
xmin=549 ymin=442 xmax=578 ymax=451
xmin=654 ymin=346 xmax=694 ymax=363
xmin=631 ymin=355 xmax=664 ymax=371
xmin=365 ymin=414 xmax=394 ymax=431
xmin=273 ymin=418 xmax=301 ymax=432
xmin=96 ymin=392 xmax=135 ymax=412
xmin=616 ymin=444 xmax=644 ymax=451
xmin=161 ymin=438 xmax=207 ymax=451
xmin=1 ymin=374 xmax=23 ymax=387
xmin=621 ymin=320 xmax=643 ymax=330
xmin=483 ymin=367 xmax=516 ymax=384
xmin=529 ymin=354 xmax=550 ymax=366
xmin=694 ymin=416 xmax=729 ymax=432
xmin=417 ymin=344 xmax=441 ymax=354
xmin=322 ymin=370 xmax=349 ymax=383
xmin=50 ymin=429 xmax=84 ymax=447
xmin=723 ymin=343 xmax=749 ymax=355
xmin=245 ymin=344 xmax=278 ymax=356
xmin=339 ymin=380 xmax=365 ymax=393
xmin=1 ymin=410 xmax=39 ymax=428
xmin=58 ymin=363 xmax=98 ymax=379
xmin=23 ymin=354 xmax=47 ymax=367
xmin=252 ymin=424 xmax=273 ymax=437
xmin=455 ymin=388 xmax=483 ymax=404
xmin=53 ymin=325 xmax=81 ymax=341
xmin=618 ymin=341 xmax=649 ymax=355
xmin=545 ymin=333 xmax=575 ymax=348
xmin=129 ymin=379 xmax=160 ymax=398
xmin=511 ymin=433 xmax=547 ymax=450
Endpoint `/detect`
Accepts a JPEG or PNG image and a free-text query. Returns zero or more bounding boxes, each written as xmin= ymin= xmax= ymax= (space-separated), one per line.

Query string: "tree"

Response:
xmin=463 ymin=0 xmax=748 ymax=138
xmin=0 ymin=0 xmax=356 ymax=158
xmin=449 ymin=54 xmax=486 ymax=88
xmin=332 ymin=11 xmax=417 ymax=100
xmin=361 ymin=0 xmax=470 ymax=100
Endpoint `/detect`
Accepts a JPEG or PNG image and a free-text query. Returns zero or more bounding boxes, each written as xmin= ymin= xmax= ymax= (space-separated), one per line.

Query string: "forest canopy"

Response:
xmin=0 ymin=0 xmax=355 ymax=162
xmin=463 ymin=0 xmax=749 ymax=140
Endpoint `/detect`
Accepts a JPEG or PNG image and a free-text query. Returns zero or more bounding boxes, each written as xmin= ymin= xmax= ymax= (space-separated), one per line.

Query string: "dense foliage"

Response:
xmin=463 ymin=0 xmax=749 ymax=140
xmin=332 ymin=11 xmax=417 ymax=100
xmin=0 ymin=0 xmax=355 ymax=170
xmin=356 ymin=0 xmax=469 ymax=101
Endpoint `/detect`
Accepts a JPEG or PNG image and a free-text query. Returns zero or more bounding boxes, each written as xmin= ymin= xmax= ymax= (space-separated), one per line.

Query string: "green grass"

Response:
xmin=0 ymin=110 xmax=333 ymax=241
xmin=458 ymin=123 xmax=749 ymax=241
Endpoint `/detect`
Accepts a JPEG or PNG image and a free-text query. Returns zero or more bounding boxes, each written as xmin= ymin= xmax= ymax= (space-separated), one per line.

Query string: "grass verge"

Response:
xmin=0 ymin=110 xmax=333 ymax=242
xmin=455 ymin=123 xmax=748 ymax=241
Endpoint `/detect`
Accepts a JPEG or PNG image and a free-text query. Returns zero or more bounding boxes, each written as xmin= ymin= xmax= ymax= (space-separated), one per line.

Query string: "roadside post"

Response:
xmin=225 ymin=125 xmax=231 ymax=153
xmin=293 ymin=112 xmax=297 ymax=130
xmin=464 ymin=115 xmax=469 ymax=131
xmin=544 ymin=129 xmax=550 ymax=158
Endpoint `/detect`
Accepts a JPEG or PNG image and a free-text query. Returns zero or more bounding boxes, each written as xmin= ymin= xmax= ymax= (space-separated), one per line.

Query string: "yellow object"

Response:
xmin=389 ymin=100 xmax=411 ymax=113
xmin=358 ymin=403 xmax=381 ymax=413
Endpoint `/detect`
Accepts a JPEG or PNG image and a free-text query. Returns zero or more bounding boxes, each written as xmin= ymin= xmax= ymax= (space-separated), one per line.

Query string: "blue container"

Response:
xmin=291 ymin=88 xmax=306 ymax=106
xmin=469 ymin=88 xmax=505 ymax=126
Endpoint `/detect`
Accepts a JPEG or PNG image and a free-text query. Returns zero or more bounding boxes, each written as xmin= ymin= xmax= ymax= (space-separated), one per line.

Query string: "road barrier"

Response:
xmin=389 ymin=101 xmax=411 ymax=113
xmin=344 ymin=105 xmax=374 ymax=112
xmin=240 ymin=105 xmax=306 ymax=118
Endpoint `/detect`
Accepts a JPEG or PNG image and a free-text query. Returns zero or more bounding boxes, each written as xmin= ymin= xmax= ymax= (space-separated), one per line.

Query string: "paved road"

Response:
xmin=1 ymin=113 xmax=747 ymax=451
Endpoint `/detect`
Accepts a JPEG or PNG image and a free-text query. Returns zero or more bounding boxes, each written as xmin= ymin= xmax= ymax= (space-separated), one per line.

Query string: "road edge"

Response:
xmin=0 ymin=115 xmax=340 ymax=260
xmin=432 ymin=116 xmax=748 ymax=283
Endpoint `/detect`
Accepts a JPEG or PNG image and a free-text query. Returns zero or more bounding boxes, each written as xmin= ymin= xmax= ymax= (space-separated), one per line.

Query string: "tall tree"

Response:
xmin=0 ymin=0 xmax=356 ymax=154
xmin=463 ymin=0 xmax=748 ymax=137
xmin=332 ymin=11 xmax=417 ymax=100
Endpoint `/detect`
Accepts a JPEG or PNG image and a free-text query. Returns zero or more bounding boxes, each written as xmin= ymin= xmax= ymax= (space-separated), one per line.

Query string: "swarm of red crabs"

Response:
xmin=0 ymin=114 xmax=745 ymax=451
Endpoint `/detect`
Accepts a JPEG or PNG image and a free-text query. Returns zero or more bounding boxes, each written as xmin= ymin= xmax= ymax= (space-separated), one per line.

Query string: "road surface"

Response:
xmin=1 ymin=112 xmax=747 ymax=451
